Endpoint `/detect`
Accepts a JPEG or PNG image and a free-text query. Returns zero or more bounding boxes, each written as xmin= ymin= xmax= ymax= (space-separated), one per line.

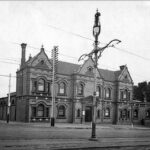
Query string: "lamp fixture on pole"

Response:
xmin=78 ymin=9 xmax=121 ymax=140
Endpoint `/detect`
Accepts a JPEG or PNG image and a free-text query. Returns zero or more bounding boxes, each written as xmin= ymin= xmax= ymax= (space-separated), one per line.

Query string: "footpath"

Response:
xmin=0 ymin=121 xmax=150 ymax=150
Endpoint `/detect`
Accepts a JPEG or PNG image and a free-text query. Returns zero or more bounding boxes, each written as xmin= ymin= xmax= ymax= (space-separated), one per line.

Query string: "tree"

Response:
xmin=133 ymin=81 xmax=150 ymax=102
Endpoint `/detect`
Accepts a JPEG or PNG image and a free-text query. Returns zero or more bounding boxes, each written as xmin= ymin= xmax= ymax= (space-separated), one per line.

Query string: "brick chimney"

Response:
xmin=21 ymin=43 xmax=27 ymax=68
xmin=120 ymin=65 xmax=126 ymax=70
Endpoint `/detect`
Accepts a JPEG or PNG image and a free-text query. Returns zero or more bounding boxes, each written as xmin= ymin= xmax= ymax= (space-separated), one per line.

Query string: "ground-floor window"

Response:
xmin=133 ymin=109 xmax=138 ymax=119
xmin=120 ymin=109 xmax=130 ymax=120
xmin=97 ymin=109 xmax=100 ymax=119
xmin=58 ymin=105 xmax=66 ymax=118
xmin=104 ymin=108 xmax=110 ymax=118
xmin=77 ymin=109 xmax=81 ymax=118
xmin=31 ymin=104 xmax=50 ymax=119
xmin=146 ymin=109 xmax=150 ymax=119
xmin=37 ymin=104 xmax=44 ymax=117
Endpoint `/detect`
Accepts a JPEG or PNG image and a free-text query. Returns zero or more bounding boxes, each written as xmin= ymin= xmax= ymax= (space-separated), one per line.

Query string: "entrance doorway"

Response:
xmin=85 ymin=106 xmax=92 ymax=122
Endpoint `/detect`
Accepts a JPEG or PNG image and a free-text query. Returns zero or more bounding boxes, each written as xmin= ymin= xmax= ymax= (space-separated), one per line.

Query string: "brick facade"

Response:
xmin=0 ymin=44 xmax=150 ymax=126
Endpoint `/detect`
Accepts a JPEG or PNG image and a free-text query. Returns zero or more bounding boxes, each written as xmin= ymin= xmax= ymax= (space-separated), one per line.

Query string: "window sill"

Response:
xmin=57 ymin=116 xmax=66 ymax=119
xmin=104 ymin=116 xmax=110 ymax=119
xmin=57 ymin=93 xmax=67 ymax=96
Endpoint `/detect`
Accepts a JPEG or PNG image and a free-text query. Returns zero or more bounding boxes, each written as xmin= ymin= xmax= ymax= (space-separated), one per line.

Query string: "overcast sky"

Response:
xmin=0 ymin=1 xmax=150 ymax=97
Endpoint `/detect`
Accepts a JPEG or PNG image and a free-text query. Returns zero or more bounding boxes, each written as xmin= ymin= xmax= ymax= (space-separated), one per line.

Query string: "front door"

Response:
xmin=85 ymin=106 xmax=92 ymax=122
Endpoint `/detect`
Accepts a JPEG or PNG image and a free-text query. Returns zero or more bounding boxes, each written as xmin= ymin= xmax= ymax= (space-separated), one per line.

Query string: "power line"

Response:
xmin=47 ymin=24 xmax=93 ymax=41
xmin=0 ymin=60 xmax=19 ymax=65
xmin=113 ymin=46 xmax=150 ymax=62
xmin=47 ymin=24 xmax=150 ymax=62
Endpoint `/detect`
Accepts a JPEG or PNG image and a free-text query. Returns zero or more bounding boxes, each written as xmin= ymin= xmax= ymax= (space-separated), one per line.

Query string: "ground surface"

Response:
xmin=0 ymin=121 xmax=150 ymax=150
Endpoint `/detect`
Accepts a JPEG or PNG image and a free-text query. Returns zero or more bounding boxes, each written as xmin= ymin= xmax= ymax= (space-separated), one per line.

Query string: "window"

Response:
xmin=38 ymin=79 xmax=45 ymax=92
xmin=123 ymin=90 xmax=128 ymax=99
xmin=105 ymin=88 xmax=111 ymax=99
xmin=59 ymin=82 xmax=66 ymax=94
xmin=128 ymin=92 xmax=130 ymax=101
xmin=11 ymin=99 xmax=15 ymax=105
xmin=78 ymin=83 xmax=84 ymax=95
xmin=96 ymin=86 xmax=101 ymax=97
xmin=97 ymin=109 xmax=100 ymax=118
xmin=46 ymin=107 xmax=49 ymax=117
xmin=120 ymin=91 xmax=123 ymax=100
xmin=104 ymin=108 xmax=110 ymax=117
xmin=77 ymin=109 xmax=81 ymax=117
xmin=37 ymin=104 xmax=44 ymax=117
xmin=133 ymin=109 xmax=138 ymax=119
xmin=122 ymin=109 xmax=127 ymax=120
xmin=32 ymin=80 xmax=37 ymax=92
xmin=32 ymin=107 xmax=36 ymax=117
xmin=146 ymin=109 xmax=150 ymax=119
xmin=58 ymin=105 xmax=66 ymax=117
xmin=48 ymin=83 xmax=51 ymax=94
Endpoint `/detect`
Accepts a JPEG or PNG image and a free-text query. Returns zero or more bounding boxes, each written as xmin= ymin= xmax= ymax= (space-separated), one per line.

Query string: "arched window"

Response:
xmin=146 ymin=109 xmax=150 ymax=119
xmin=105 ymin=88 xmax=111 ymax=99
xmin=59 ymin=82 xmax=66 ymax=94
xmin=123 ymin=89 xmax=128 ymax=99
xmin=38 ymin=79 xmax=45 ymax=92
xmin=58 ymin=105 xmax=66 ymax=117
xmin=104 ymin=108 xmax=110 ymax=117
xmin=96 ymin=86 xmax=101 ymax=97
xmin=97 ymin=109 xmax=100 ymax=118
xmin=77 ymin=109 xmax=81 ymax=117
xmin=37 ymin=104 xmax=44 ymax=117
xmin=78 ymin=83 xmax=84 ymax=95
xmin=122 ymin=109 xmax=127 ymax=120
xmin=11 ymin=99 xmax=15 ymax=105
xmin=133 ymin=109 xmax=138 ymax=119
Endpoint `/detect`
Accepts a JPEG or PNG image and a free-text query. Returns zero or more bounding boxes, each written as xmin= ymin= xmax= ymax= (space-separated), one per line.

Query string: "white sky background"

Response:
xmin=0 ymin=1 xmax=150 ymax=97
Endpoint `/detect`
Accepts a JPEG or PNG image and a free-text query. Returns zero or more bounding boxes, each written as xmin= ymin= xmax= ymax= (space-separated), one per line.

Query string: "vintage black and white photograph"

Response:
xmin=0 ymin=1 xmax=150 ymax=150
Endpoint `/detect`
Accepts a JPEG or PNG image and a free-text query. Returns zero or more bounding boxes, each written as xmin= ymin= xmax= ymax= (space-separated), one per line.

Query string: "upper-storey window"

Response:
xmin=146 ymin=109 xmax=150 ymax=119
xmin=96 ymin=86 xmax=101 ymax=97
xmin=38 ymin=79 xmax=45 ymax=92
xmin=105 ymin=88 xmax=111 ymax=99
xmin=59 ymin=82 xmax=66 ymax=95
xmin=120 ymin=89 xmax=130 ymax=101
xmin=78 ymin=83 xmax=84 ymax=95
xmin=123 ymin=89 xmax=128 ymax=99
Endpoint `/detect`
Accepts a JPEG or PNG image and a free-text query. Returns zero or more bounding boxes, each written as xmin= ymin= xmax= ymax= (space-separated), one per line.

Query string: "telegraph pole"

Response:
xmin=7 ymin=73 xmax=11 ymax=123
xmin=78 ymin=10 xmax=121 ymax=140
xmin=51 ymin=46 xmax=58 ymax=127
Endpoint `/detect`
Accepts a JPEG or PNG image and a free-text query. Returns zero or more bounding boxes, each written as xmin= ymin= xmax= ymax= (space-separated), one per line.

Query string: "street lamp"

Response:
xmin=78 ymin=10 xmax=121 ymax=140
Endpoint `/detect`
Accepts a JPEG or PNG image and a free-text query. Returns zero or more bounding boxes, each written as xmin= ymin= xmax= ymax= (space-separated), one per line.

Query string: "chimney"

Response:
xmin=21 ymin=43 xmax=27 ymax=68
xmin=120 ymin=65 xmax=126 ymax=70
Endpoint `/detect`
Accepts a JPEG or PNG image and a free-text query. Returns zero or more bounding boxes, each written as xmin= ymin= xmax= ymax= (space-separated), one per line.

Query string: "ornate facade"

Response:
xmin=0 ymin=43 xmax=150 ymax=125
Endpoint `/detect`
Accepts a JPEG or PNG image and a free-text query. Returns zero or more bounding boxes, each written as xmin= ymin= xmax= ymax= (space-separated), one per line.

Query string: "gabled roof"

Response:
xmin=23 ymin=48 xmax=123 ymax=81
xmin=99 ymin=69 xmax=120 ymax=82
xmin=49 ymin=59 xmax=80 ymax=75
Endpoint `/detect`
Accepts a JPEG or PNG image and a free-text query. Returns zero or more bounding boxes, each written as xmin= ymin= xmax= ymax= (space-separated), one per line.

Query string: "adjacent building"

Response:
xmin=0 ymin=43 xmax=150 ymax=126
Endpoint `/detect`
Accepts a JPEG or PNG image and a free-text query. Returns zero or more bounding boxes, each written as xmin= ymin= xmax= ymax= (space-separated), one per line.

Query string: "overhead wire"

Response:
xmin=47 ymin=24 xmax=150 ymax=62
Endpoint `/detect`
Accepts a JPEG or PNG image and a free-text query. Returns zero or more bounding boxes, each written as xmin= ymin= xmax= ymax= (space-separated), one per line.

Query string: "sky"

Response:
xmin=0 ymin=1 xmax=150 ymax=97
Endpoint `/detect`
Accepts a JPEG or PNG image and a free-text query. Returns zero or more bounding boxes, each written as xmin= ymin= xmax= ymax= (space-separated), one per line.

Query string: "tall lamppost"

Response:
xmin=79 ymin=10 xmax=121 ymax=140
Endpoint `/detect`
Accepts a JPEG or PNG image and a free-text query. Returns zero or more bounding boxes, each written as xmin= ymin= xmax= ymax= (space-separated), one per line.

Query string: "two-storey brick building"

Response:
xmin=0 ymin=43 xmax=150 ymax=125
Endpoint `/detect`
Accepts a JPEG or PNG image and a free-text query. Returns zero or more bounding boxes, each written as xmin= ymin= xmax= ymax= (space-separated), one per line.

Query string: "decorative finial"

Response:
xmin=41 ymin=44 xmax=44 ymax=51
xmin=29 ymin=54 xmax=32 ymax=60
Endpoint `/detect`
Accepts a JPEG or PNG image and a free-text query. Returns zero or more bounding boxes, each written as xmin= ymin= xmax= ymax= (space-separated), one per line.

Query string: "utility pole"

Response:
xmin=7 ymin=73 xmax=11 ymax=123
xmin=51 ymin=46 xmax=58 ymax=127
xmin=78 ymin=10 xmax=121 ymax=140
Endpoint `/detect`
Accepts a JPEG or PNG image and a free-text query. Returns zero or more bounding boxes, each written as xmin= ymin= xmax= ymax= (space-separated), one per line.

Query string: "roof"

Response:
xmin=24 ymin=49 xmax=122 ymax=81
xmin=53 ymin=60 xmax=121 ymax=81
xmin=99 ymin=69 xmax=118 ymax=82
